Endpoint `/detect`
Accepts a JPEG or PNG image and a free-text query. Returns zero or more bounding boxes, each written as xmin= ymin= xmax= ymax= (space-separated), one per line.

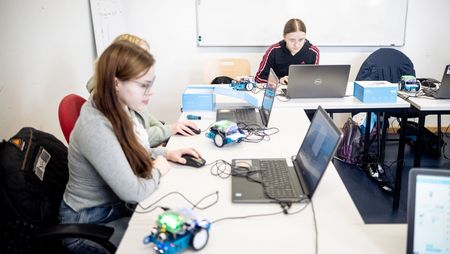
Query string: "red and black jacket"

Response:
xmin=255 ymin=39 xmax=320 ymax=83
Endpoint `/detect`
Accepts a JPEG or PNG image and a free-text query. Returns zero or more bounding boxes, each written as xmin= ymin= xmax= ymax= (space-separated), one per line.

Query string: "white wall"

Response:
xmin=0 ymin=0 xmax=95 ymax=141
xmin=0 ymin=0 xmax=449 ymax=142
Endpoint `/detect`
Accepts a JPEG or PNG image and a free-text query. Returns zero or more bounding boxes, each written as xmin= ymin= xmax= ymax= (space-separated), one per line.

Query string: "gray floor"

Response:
xmin=334 ymin=133 xmax=450 ymax=224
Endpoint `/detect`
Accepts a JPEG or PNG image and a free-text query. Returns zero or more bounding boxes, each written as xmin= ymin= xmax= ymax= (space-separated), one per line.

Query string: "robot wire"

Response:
xmin=236 ymin=122 xmax=279 ymax=143
xmin=127 ymin=190 xmax=219 ymax=214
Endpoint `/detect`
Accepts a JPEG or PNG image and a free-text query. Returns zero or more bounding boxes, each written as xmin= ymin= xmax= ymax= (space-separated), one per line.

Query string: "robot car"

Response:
xmin=229 ymin=78 xmax=256 ymax=91
xmin=398 ymin=75 xmax=420 ymax=91
xmin=206 ymin=120 xmax=246 ymax=147
xmin=143 ymin=210 xmax=211 ymax=254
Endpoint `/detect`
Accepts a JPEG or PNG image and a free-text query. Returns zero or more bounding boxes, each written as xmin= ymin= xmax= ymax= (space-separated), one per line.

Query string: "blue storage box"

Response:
xmin=182 ymin=86 xmax=215 ymax=111
xmin=353 ymin=81 xmax=397 ymax=103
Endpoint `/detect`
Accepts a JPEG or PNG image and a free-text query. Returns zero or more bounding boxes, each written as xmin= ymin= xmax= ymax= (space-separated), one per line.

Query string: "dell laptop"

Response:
xmin=216 ymin=68 xmax=279 ymax=127
xmin=231 ymin=106 xmax=343 ymax=203
xmin=406 ymin=168 xmax=450 ymax=254
xmin=427 ymin=64 xmax=450 ymax=99
xmin=283 ymin=64 xmax=351 ymax=98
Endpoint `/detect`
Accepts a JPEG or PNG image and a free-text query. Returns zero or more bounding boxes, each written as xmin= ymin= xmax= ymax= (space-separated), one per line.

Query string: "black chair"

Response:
xmin=356 ymin=48 xmax=442 ymax=159
xmin=356 ymin=48 xmax=416 ymax=159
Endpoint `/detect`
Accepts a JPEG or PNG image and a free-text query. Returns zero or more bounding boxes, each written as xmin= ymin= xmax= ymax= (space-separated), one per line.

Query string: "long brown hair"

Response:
xmin=93 ymin=40 xmax=155 ymax=178
xmin=283 ymin=18 xmax=307 ymax=36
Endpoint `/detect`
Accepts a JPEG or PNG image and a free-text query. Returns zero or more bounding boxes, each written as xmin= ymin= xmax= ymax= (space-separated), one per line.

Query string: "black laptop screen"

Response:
xmin=295 ymin=107 xmax=342 ymax=197
xmin=260 ymin=68 xmax=278 ymax=122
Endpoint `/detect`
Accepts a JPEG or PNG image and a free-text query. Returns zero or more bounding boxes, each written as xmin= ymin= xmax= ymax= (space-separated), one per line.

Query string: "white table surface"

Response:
xmin=117 ymin=108 xmax=406 ymax=254
xmin=398 ymin=93 xmax=450 ymax=111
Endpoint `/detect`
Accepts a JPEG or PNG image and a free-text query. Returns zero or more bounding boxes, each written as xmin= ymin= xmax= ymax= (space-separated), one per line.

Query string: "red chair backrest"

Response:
xmin=58 ymin=94 xmax=86 ymax=143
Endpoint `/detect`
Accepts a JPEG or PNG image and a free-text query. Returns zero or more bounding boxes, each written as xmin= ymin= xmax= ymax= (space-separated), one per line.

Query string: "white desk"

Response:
xmin=117 ymin=108 xmax=406 ymax=254
xmin=274 ymin=95 xmax=410 ymax=111
xmin=398 ymin=95 xmax=450 ymax=166
xmin=272 ymin=88 xmax=411 ymax=210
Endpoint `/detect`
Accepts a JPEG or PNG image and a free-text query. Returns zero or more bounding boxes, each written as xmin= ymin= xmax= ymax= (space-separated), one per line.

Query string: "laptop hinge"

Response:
xmin=291 ymin=155 xmax=310 ymax=197
xmin=259 ymin=108 xmax=268 ymax=127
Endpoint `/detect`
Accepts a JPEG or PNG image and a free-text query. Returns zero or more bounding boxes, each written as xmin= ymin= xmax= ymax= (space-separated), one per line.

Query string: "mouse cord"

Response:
xmin=210 ymin=198 xmax=309 ymax=225
xmin=127 ymin=190 xmax=219 ymax=214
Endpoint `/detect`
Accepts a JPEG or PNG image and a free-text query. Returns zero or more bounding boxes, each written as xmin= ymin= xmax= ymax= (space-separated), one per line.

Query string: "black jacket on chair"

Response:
xmin=356 ymin=48 xmax=415 ymax=83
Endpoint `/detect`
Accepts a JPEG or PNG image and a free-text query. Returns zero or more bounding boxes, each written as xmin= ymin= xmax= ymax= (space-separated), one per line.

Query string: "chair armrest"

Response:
xmin=34 ymin=224 xmax=116 ymax=253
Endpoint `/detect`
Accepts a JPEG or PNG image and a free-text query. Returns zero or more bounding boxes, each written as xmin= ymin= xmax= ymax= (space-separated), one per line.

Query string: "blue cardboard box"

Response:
xmin=353 ymin=81 xmax=397 ymax=103
xmin=182 ymin=86 xmax=215 ymax=111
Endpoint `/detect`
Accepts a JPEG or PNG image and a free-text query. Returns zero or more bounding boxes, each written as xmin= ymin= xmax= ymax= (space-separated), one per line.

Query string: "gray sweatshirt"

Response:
xmin=63 ymin=98 xmax=166 ymax=212
xmin=87 ymin=77 xmax=171 ymax=147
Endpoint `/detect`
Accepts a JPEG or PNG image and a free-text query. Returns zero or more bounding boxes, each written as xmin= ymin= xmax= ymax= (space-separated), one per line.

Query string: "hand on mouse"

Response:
xmin=153 ymin=155 xmax=171 ymax=176
xmin=166 ymin=148 xmax=201 ymax=164
xmin=280 ymin=76 xmax=289 ymax=85
xmin=170 ymin=120 xmax=200 ymax=136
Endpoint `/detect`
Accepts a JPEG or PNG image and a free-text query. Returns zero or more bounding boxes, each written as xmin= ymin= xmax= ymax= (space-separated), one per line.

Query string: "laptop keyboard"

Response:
xmin=259 ymin=160 xmax=297 ymax=199
xmin=235 ymin=108 xmax=258 ymax=123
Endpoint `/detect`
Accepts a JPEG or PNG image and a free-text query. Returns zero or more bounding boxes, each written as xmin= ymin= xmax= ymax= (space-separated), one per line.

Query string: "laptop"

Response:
xmin=282 ymin=64 xmax=350 ymax=98
xmin=423 ymin=64 xmax=450 ymax=99
xmin=406 ymin=168 xmax=450 ymax=254
xmin=231 ymin=106 xmax=343 ymax=203
xmin=216 ymin=68 xmax=279 ymax=127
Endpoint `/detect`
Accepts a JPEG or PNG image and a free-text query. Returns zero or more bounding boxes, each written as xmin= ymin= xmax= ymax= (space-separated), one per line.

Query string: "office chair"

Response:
xmin=357 ymin=48 xmax=442 ymax=159
xmin=356 ymin=48 xmax=416 ymax=83
xmin=204 ymin=58 xmax=251 ymax=84
xmin=356 ymin=48 xmax=417 ymax=160
xmin=58 ymin=94 xmax=86 ymax=144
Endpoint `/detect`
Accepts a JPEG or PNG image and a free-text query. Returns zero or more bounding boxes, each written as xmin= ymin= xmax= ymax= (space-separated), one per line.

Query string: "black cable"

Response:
xmin=211 ymin=199 xmax=309 ymax=224
xmin=209 ymin=159 xmax=246 ymax=179
xmin=235 ymin=123 xmax=280 ymax=143
xmin=127 ymin=191 xmax=219 ymax=214
xmin=251 ymin=83 xmax=266 ymax=94
xmin=209 ymin=158 xmax=306 ymax=205
xmin=310 ymin=199 xmax=318 ymax=254
xmin=211 ymin=210 xmax=283 ymax=224
xmin=200 ymin=122 xmax=216 ymax=134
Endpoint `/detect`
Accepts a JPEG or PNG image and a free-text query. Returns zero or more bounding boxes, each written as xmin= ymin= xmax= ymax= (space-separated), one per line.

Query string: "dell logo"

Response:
xmin=314 ymin=79 xmax=322 ymax=86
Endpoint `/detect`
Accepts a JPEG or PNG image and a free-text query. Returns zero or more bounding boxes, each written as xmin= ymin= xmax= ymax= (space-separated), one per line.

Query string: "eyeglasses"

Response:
xmin=129 ymin=76 xmax=156 ymax=95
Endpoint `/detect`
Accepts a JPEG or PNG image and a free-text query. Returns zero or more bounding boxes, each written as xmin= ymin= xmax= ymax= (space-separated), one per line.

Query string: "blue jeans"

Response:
xmin=59 ymin=200 xmax=133 ymax=254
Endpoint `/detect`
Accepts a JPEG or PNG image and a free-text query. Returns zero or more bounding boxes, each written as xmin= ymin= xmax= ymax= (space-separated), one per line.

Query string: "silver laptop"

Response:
xmin=216 ymin=68 xmax=278 ymax=128
xmin=283 ymin=65 xmax=350 ymax=98
xmin=231 ymin=106 xmax=343 ymax=203
xmin=429 ymin=64 xmax=450 ymax=99
xmin=407 ymin=168 xmax=450 ymax=254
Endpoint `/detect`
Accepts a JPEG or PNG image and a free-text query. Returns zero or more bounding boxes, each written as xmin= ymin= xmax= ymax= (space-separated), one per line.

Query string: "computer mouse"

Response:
xmin=177 ymin=126 xmax=201 ymax=135
xmin=188 ymin=126 xmax=201 ymax=135
xmin=180 ymin=154 xmax=206 ymax=168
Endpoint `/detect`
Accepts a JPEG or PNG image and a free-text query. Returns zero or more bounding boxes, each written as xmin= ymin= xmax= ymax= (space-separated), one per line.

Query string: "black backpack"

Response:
xmin=398 ymin=121 xmax=446 ymax=158
xmin=0 ymin=127 xmax=69 ymax=253
xmin=211 ymin=76 xmax=233 ymax=84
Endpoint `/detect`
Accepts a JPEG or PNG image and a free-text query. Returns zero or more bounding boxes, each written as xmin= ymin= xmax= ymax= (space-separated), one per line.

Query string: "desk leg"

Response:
xmin=413 ymin=114 xmax=426 ymax=167
xmin=380 ymin=113 xmax=389 ymax=163
xmin=362 ymin=111 xmax=372 ymax=168
xmin=438 ymin=114 xmax=442 ymax=157
xmin=393 ymin=113 xmax=407 ymax=210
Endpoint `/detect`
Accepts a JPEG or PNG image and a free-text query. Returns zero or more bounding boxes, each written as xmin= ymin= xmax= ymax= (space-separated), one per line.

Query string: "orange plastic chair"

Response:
xmin=203 ymin=58 xmax=251 ymax=83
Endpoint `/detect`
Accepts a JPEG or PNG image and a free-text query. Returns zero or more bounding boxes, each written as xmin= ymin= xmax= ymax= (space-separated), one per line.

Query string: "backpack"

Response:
xmin=398 ymin=121 xmax=446 ymax=158
xmin=336 ymin=118 xmax=364 ymax=165
xmin=0 ymin=127 xmax=69 ymax=253
xmin=211 ymin=76 xmax=233 ymax=84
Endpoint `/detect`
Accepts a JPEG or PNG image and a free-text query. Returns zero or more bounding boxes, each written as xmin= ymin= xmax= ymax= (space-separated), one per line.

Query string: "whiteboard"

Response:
xmin=89 ymin=0 xmax=125 ymax=56
xmin=196 ymin=0 xmax=408 ymax=47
